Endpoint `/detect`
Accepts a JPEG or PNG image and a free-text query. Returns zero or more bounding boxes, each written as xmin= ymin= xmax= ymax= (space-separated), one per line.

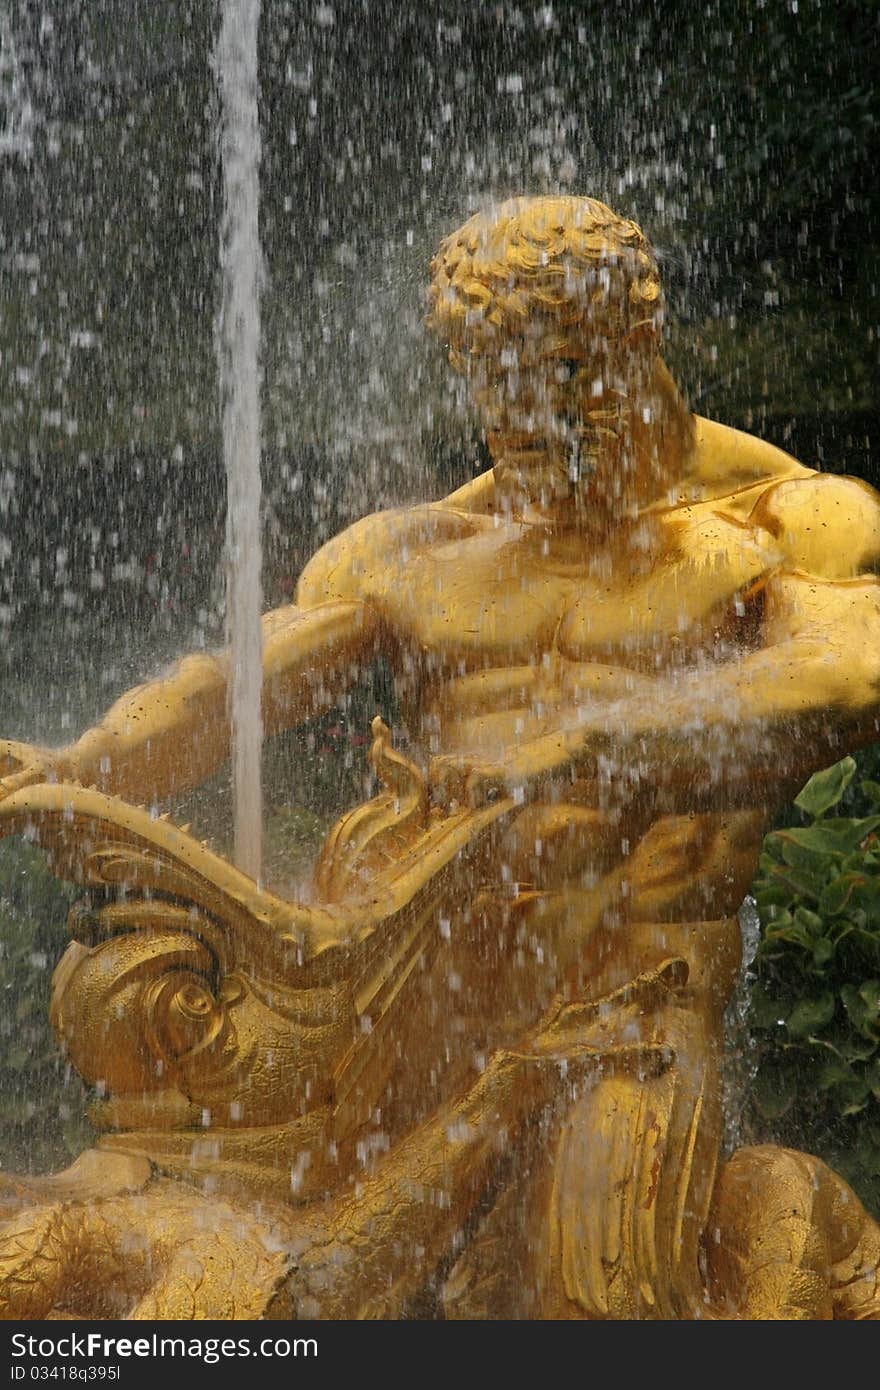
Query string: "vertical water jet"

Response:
xmin=216 ymin=0 xmax=263 ymax=881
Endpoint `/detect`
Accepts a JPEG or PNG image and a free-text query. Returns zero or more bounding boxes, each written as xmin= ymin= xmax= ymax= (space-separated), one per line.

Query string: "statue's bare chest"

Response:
xmin=368 ymin=508 xmax=776 ymax=669
xmin=373 ymin=526 xmax=576 ymax=659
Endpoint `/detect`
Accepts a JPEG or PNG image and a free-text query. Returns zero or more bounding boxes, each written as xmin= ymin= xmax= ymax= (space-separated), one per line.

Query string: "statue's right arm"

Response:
xmin=0 ymin=526 xmax=383 ymax=806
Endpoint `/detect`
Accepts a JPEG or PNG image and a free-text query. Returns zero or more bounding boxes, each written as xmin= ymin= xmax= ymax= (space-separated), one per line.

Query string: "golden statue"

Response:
xmin=1 ymin=196 xmax=880 ymax=1320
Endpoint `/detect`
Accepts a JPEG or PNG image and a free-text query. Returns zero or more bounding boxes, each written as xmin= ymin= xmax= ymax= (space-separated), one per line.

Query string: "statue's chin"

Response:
xmin=493 ymin=457 xmax=573 ymax=507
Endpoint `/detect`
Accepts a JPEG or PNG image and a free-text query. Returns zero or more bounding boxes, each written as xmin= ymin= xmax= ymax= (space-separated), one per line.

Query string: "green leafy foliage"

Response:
xmin=0 ymin=838 xmax=93 ymax=1173
xmin=748 ymin=755 xmax=880 ymax=1214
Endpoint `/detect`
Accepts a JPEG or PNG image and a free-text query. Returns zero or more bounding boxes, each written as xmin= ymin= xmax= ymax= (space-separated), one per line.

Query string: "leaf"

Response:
xmin=4 ymin=1046 xmax=30 ymax=1072
xmin=858 ymin=979 xmax=880 ymax=1012
xmin=835 ymin=1073 xmax=872 ymax=1116
xmin=753 ymin=882 xmax=796 ymax=910
xmin=840 ymin=981 xmax=880 ymax=1041
xmin=818 ymin=874 xmax=863 ymax=916
xmin=764 ymin=920 xmax=815 ymax=951
xmin=778 ymin=816 xmax=880 ymax=859
xmin=844 ymin=878 xmax=880 ymax=920
xmin=786 ymin=992 xmax=836 ymax=1039
xmin=758 ymin=842 xmax=785 ymax=870
xmin=794 ymin=906 xmax=825 ymax=937
xmin=777 ymin=835 xmax=836 ymax=875
xmin=751 ymin=1058 xmax=798 ymax=1120
xmin=748 ymin=985 xmax=789 ymax=1030
xmin=866 ymin=1058 xmax=880 ymax=1101
xmin=794 ymin=757 xmax=857 ymax=818
xmin=760 ymin=907 xmax=793 ymax=932
xmin=815 ymin=1054 xmax=853 ymax=1091
xmin=833 ymin=1036 xmax=877 ymax=1064
xmin=14 ymin=996 xmax=37 ymax=1024
xmin=860 ymin=780 xmax=880 ymax=807
xmin=765 ymin=858 xmax=828 ymax=906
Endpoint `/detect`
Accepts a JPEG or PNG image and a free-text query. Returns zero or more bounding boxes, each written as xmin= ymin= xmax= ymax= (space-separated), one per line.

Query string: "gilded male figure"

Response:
xmin=1 ymin=197 xmax=879 ymax=1319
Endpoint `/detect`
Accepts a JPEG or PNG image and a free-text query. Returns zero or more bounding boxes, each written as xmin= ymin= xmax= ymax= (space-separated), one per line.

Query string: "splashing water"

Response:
xmin=721 ymin=894 xmax=762 ymax=1157
xmin=216 ymin=0 xmax=263 ymax=881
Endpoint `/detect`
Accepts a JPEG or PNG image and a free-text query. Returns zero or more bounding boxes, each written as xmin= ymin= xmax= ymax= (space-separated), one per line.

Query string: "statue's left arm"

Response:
xmin=439 ymin=473 xmax=880 ymax=806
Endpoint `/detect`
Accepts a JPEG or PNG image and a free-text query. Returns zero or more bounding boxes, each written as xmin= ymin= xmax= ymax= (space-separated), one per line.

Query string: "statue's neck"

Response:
xmin=642 ymin=356 xmax=697 ymax=482
xmin=487 ymin=357 xmax=696 ymax=529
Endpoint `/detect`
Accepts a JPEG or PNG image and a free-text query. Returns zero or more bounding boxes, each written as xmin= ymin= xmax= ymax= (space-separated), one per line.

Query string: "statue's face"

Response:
xmin=469 ymin=329 xmax=657 ymax=510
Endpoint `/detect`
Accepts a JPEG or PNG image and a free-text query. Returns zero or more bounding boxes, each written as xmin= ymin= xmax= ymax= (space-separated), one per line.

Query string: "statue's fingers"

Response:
xmin=0 ymin=739 xmax=54 ymax=777
xmin=428 ymin=754 xmax=472 ymax=808
xmin=83 ymin=1185 xmax=293 ymax=1320
xmin=464 ymin=766 xmax=510 ymax=808
xmin=0 ymin=740 xmax=33 ymax=776
xmin=505 ymin=1038 xmax=674 ymax=1081
xmin=0 ymin=1205 xmax=68 ymax=1320
xmin=0 ymin=1185 xmax=293 ymax=1321
xmin=0 ymin=749 xmax=57 ymax=805
xmin=127 ymin=1230 xmax=290 ymax=1321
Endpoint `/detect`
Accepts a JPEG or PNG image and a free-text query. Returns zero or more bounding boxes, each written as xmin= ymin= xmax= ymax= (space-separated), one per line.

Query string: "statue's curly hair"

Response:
xmin=427 ymin=196 xmax=663 ymax=370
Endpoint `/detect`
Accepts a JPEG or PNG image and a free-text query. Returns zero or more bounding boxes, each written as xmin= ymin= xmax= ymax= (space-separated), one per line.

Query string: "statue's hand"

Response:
xmin=429 ymin=751 xmax=518 ymax=811
xmin=0 ymin=1176 xmax=293 ymax=1320
xmin=0 ymin=739 xmax=65 ymax=802
xmin=430 ymin=728 xmax=585 ymax=812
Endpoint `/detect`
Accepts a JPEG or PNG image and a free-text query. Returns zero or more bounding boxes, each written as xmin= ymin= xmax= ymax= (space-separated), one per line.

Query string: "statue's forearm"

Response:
xmin=285 ymin=1047 xmax=543 ymax=1318
xmin=60 ymin=651 xmax=230 ymax=803
xmin=281 ymin=987 xmax=674 ymax=1318
xmin=609 ymin=637 xmax=876 ymax=779
xmin=60 ymin=600 xmax=379 ymax=803
xmin=634 ymin=577 xmax=880 ymax=792
xmin=443 ymin=635 xmax=880 ymax=808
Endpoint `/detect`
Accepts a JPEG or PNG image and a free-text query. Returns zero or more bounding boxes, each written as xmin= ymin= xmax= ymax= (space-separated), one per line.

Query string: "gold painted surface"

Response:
xmin=1 ymin=195 xmax=880 ymax=1319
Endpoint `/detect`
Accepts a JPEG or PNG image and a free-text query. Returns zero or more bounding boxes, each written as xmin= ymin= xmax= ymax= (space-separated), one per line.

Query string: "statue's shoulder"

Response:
xmin=751 ymin=470 xmax=880 ymax=579
xmin=296 ymin=505 xmax=419 ymax=605
xmin=440 ymin=467 xmax=497 ymax=512
xmin=690 ymin=416 xmax=880 ymax=577
xmin=691 ymin=416 xmax=811 ymax=496
xmin=296 ymin=490 xmax=486 ymax=607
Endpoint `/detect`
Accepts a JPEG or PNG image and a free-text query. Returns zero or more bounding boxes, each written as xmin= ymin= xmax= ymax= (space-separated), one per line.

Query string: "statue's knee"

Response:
xmin=706 ymin=1145 xmax=837 ymax=1318
xmin=719 ymin=1143 xmax=819 ymax=1205
xmin=714 ymin=1142 xmax=859 ymax=1259
xmin=722 ymin=1145 xmax=878 ymax=1260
